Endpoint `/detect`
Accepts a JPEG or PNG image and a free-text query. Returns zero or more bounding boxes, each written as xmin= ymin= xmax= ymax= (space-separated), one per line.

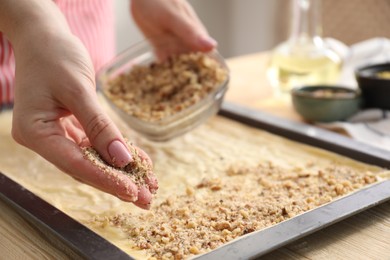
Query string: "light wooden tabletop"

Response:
xmin=0 ymin=52 xmax=389 ymax=259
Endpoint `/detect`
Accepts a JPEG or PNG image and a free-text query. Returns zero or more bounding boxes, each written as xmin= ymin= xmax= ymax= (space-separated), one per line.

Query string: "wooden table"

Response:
xmin=1 ymin=52 xmax=389 ymax=259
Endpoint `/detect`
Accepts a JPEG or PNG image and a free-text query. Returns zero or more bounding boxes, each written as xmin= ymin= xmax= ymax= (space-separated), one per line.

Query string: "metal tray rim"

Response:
xmin=197 ymin=179 xmax=390 ymax=259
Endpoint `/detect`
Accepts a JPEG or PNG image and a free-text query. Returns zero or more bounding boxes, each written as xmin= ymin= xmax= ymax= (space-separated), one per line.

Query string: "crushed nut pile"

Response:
xmin=91 ymin=161 xmax=377 ymax=259
xmin=105 ymin=52 xmax=228 ymax=122
xmin=82 ymin=142 xmax=153 ymax=191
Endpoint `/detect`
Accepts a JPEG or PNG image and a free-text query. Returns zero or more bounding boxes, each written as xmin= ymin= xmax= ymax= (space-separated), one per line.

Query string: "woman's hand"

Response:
xmin=1 ymin=0 xmax=157 ymax=209
xmin=131 ymin=0 xmax=217 ymax=60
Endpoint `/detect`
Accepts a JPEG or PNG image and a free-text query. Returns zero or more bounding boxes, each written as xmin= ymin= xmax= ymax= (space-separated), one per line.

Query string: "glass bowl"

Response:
xmin=96 ymin=41 xmax=230 ymax=142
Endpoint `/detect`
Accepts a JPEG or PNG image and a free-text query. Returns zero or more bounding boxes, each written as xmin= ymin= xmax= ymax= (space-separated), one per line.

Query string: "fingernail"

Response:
xmin=138 ymin=203 xmax=151 ymax=210
xmin=134 ymin=200 xmax=151 ymax=210
xmin=146 ymin=175 xmax=159 ymax=194
xmin=198 ymin=36 xmax=217 ymax=49
xmin=108 ymin=140 xmax=132 ymax=167
xmin=118 ymin=193 xmax=138 ymax=202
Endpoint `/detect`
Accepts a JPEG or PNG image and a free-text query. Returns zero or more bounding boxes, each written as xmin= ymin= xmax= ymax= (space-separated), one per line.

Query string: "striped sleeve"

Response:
xmin=56 ymin=0 xmax=116 ymax=71
xmin=0 ymin=33 xmax=15 ymax=106
xmin=0 ymin=0 xmax=116 ymax=107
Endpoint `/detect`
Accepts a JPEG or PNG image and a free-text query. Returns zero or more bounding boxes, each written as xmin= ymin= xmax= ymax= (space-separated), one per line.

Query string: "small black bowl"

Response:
xmin=355 ymin=63 xmax=390 ymax=110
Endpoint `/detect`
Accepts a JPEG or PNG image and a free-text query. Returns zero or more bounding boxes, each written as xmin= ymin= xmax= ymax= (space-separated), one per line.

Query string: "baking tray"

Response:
xmin=0 ymin=102 xmax=389 ymax=259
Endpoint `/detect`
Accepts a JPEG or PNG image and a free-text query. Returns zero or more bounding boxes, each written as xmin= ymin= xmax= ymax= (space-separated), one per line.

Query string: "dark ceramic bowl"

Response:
xmin=355 ymin=63 xmax=390 ymax=110
xmin=291 ymin=85 xmax=362 ymax=122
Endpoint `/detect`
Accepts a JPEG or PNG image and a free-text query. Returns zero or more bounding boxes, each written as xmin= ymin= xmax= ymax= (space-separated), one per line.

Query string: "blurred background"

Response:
xmin=114 ymin=0 xmax=390 ymax=58
xmin=114 ymin=0 xmax=287 ymax=58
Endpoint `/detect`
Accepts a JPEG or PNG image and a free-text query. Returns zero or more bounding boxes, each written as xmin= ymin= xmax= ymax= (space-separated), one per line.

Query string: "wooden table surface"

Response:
xmin=1 ymin=52 xmax=389 ymax=259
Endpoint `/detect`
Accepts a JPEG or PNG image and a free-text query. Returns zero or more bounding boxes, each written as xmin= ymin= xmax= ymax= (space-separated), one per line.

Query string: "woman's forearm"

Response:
xmin=0 ymin=0 xmax=71 ymax=49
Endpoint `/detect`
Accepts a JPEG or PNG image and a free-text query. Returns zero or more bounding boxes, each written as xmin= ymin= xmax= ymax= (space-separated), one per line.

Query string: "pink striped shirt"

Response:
xmin=0 ymin=0 xmax=115 ymax=106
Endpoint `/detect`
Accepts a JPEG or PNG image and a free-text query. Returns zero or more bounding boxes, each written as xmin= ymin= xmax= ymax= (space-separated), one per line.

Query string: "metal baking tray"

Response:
xmin=1 ymin=102 xmax=389 ymax=259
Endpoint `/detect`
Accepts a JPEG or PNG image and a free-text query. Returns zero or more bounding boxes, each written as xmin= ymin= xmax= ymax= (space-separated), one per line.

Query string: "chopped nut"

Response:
xmin=214 ymin=221 xmax=231 ymax=231
xmin=239 ymin=209 xmax=249 ymax=219
xmin=189 ymin=246 xmax=200 ymax=255
xmin=185 ymin=186 xmax=194 ymax=196
xmin=186 ymin=221 xmax=197 ymax=229
xmin=105 ymin=52 xmax=228 ymax=122
xmin=161 ymin=237 xmax=170 ymax=244
xmin=91 ymin=161 xmax=379 ymax=260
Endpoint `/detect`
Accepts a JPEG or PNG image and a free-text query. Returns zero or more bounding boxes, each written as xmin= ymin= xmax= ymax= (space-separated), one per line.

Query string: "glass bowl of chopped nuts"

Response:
xmin=97 ymin=40 xmax=229 ymax=141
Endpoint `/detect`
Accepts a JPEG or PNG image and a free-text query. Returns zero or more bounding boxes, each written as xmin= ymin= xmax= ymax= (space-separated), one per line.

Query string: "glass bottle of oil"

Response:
xmin=267 ymin=0 xmax=342 ymax=94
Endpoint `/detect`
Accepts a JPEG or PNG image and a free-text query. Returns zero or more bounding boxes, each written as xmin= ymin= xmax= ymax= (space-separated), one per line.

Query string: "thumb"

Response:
xmin=67 ymin=87 xmax=132 ymax=168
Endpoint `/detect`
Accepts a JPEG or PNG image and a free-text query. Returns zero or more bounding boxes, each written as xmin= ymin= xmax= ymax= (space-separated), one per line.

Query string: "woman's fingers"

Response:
xmin=164 ymin=2 xmax=216 ymax=52
xmin=133 ymin=186 xmax=153 ymax=209
xmin=60 ymin=116 xmax=87 ymax=144
xmin=63 ymin=91 xmax=158 ymax=200
xmin=131 ymin=0 xmax=217 ymax=60
xmin=52 ymin=54 xmax=133 ymax=169
xmin=134 ymin=147 xmax=159 ymax=193
xmin=38 ymin=131 xmax=155 ymax=206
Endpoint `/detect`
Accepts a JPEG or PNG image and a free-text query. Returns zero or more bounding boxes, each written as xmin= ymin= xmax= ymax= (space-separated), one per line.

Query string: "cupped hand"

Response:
xmin=9 ymin=9 xmax=157 ymax=209
xmin=131 ymin=0 xmax=217 ymax=60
